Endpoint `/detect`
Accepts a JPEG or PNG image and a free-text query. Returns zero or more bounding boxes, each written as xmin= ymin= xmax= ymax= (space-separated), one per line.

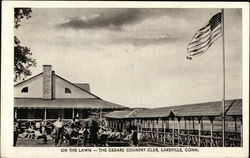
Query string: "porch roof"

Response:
xmin=103 ymin=99 xmax=242 ymax=119
xmin=14 ymin=98 xmax=127 ymax=109
xmin=136 ymin=99 xmax=242 ymax=118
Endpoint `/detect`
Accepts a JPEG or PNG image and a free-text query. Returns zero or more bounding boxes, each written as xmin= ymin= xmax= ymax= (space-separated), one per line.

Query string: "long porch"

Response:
xmin=106 ymin=116 xmax=242 ymax=147
xmin=104 ymin=99 xmax=243 ymax=147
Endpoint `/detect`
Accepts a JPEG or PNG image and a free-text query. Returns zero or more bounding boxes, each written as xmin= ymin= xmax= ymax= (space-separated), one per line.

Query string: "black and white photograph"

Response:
xmin=1 ymin=1 xmax=249 ymax=158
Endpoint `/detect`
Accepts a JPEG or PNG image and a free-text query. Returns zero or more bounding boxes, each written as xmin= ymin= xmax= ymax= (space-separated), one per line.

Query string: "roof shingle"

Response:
xmin=14 ymin=98 xmax=127 ymax=109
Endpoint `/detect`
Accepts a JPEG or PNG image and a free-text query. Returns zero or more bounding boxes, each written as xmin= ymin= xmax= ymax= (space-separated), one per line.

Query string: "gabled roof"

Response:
xmin=14 ymin=68 xmax=128 ymax=109
xmin=14 ymin=98 xmax=127 ymax=109
xmin=14 ymin=73 xmax=43 ymax=87
xmin=14 ymin=71 xmax=100 ymax=99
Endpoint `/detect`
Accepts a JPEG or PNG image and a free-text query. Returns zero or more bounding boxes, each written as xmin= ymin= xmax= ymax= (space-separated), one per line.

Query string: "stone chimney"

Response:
xmin=43 ymin=65 xmax=53 ymax=99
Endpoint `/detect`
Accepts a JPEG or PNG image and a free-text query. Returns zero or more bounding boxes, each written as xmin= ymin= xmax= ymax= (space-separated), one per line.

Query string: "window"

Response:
xmin=65 ymin=88 xmax=71 ymax=94
xmin=21 ymin=87 xmax=28 ymax=93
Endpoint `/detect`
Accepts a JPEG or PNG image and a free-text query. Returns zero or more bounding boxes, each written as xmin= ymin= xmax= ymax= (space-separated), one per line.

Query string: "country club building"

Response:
xmin=14 ymin=65 xmax=127 ymax=125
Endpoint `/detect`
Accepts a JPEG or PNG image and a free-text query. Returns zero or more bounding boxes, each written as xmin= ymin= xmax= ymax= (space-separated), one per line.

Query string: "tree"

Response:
xmin=14 ymin=8 xmax=36 ymax=82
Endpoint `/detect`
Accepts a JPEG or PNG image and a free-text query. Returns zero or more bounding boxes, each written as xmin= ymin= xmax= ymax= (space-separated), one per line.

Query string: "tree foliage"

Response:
xmin=14 ymin=8 xmax=32 ymax=29
xmin=14 ymin=8 xmax=36 ymax=82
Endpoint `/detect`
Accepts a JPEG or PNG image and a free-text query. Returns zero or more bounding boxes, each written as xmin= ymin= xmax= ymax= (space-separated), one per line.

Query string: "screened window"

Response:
xmin=21 ymin=87 xmax=28 ymax=93
xmin=65 ymin=88 xmax=71 ymax=94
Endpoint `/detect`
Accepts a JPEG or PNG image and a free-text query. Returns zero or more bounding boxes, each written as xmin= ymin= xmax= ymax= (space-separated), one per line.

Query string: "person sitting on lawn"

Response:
xmin=19 ymin=126 xmax=32 ymax=139
xmin=115 ymin=129 xmax=124 ymax=140
xmin=25 ymin=125 xmax=35 ymax=139
xmin=108 ymin=128 xmax=117 ymax=141
xmin=34 ymin=127 xmax=47 ymax=144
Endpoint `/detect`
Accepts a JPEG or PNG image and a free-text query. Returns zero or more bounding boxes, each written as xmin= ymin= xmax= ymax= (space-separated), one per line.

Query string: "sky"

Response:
xmin=15 ymin=8 xmax=242 ymax=108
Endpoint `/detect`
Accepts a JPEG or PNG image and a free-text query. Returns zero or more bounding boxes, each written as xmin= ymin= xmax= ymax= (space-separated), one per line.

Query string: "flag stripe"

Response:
xmin=188 ymin=24 xmax=221 ymax=47
xmin=190 ymin=34 xmax=222 ymax=56
xmin=188 ymin=34 xmax=221 ymax=55
xmin=193 ymin=26 xmax=211 ymax=38
xmin=188 ymin=33 xmax=222 ymax=57
xmin=188 ymin=27 xmax=221 ymax=51
xmin=196 ymin=23 xmax=210 ymax=34
xmin=192 ymin=27 xmax=212 ymax=43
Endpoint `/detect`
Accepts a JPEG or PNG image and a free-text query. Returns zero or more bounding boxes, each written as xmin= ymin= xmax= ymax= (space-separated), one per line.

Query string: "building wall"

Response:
xmin=54 ymin=75 xmax=96 ymax=98
xmin=15 ymin=74 xmax=43 ymax=98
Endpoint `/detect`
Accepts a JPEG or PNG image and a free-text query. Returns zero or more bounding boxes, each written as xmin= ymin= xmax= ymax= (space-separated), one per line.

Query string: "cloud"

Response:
xmin=57 ymin=9 xmax=143 ymax=30
xmin=56 ymin=8 xmax=172 ymax=30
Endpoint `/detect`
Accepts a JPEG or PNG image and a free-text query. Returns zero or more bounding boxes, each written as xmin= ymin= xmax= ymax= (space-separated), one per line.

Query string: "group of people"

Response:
xmin=14 ymin=118 xmax=48 ymax=146
xmin=14 ymin=117 xmax=140 ymax=147
xmin=51 ymin=116 xmax=140 ymax=146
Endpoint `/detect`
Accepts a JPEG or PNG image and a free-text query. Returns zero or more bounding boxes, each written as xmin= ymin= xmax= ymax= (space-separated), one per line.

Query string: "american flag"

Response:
xmin=187 ymin=12 xmax=222 ymax=60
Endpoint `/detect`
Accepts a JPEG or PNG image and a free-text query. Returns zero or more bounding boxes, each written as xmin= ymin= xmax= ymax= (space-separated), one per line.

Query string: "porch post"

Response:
xmin=163 ymin=119 xmax=166 ymax=144
xmin=156 ymin=119 xmax=159 ymax=142
xmin=167 ymin=118 xmax=170 ymax=130
xmin=209 ymin=116 xmax=215 ymax=147
xmin=146 ymin=119 xmax=150 ymax=131
xmin=198 ymin=117 xmax=202 ymax=147
xmin=177 ymin=117 xmax=181 ymax=147
xmin=141 ymin=119 xmax=143 ymax=131
xmin=141 ymin=119 xmax=145 ymax=131
xmin=201 ymin=119 xmax=204 ymax=131
xmin=14 ymin=108 xmax=17 ymax=119
xmin=172 ymin=117 xmax=175 ymax=146
xmin=188 ymin=117 xmax=191 ymax=146
xmin=44 ymin=108 xmax=47 ymax=120
xmin=150 ymin=119 xmax=153 ymax=132
xmin=192 ymin=117 xmax=195 ymax=129
xmin=184 ymin=117 xmax=187 ymax=130
xmin=72 ymin=108 xmax=75 ymax=119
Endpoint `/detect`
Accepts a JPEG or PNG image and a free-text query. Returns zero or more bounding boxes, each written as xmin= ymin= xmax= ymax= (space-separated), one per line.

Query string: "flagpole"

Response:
xmin=221 ymin=8 xmax=226 ymax=147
